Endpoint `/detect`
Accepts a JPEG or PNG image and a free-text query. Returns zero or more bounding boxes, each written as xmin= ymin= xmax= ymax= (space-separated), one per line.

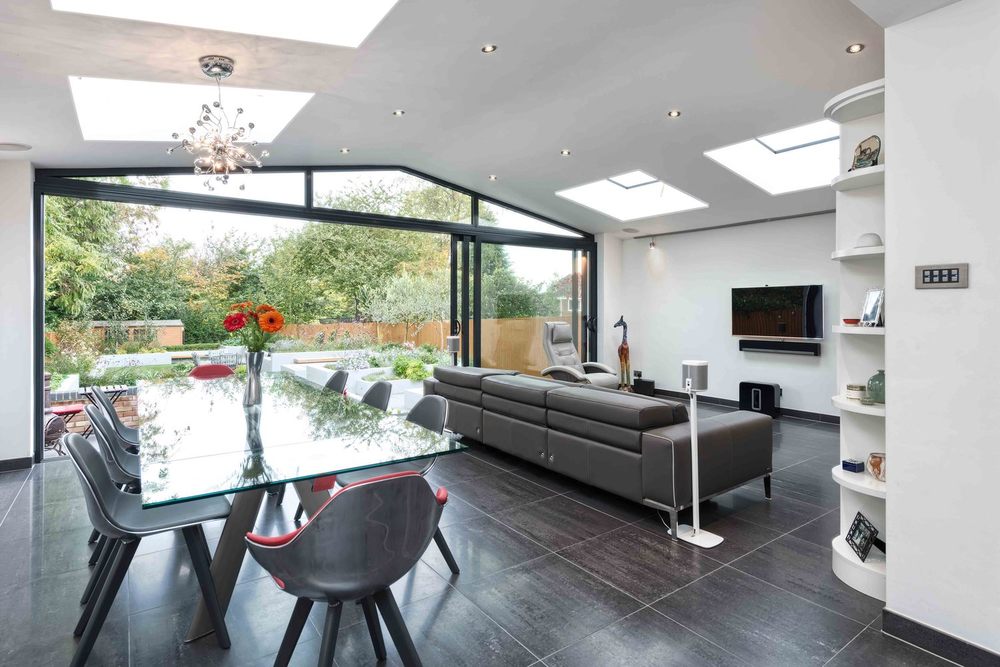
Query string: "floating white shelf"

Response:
xmin=832 ymin=536 xmax=886 ymax=601
xmin=832 ymin=395 xmax=885 ymax=417
xmin=833 ymin=325 xmax=885 ymax=336
xmin=830 ymin=246 xmax=884 ymax=261
xmin=832 ymin=165 xmax=885 ymax=192
xmin=824 ymin=78 xmax=885 ymax=123
xmin=831 ymin=466 xmax=886 ymax=499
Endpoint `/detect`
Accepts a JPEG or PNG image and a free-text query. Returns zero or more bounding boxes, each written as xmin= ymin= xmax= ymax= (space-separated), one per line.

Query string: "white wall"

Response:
xmin=0 ymin=161 xmax=34 ymax=464
xmin=616 ymin=214 xmax=838 ymax=415
xmin=885 ymin=0 xmax=1000 ymax=654
xmin=595 ymin=233 xmax=623 ymax=366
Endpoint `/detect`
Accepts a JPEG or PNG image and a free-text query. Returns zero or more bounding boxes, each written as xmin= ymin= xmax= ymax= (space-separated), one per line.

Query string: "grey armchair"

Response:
xmin=541 ymin=321 xmax=619 ymax=388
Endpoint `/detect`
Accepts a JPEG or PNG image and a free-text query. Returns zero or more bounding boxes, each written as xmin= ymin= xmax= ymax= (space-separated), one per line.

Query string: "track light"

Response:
xmin=649 ymin=238 xmax=656 ymax=249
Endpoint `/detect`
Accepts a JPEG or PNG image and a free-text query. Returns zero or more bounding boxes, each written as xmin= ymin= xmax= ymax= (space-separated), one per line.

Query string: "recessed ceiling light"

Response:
xmin=481 ymin=44 xmax=498 ymax=54
xmin=622 ymin=227 xmax=639 ymax=234
xmin=50 ymin=0 xmax=399 ymax=47
xmin=488 ymin=174 xmax=498 ymax=181
xmin=556 ymin=169 xmax=707 ymax=222
xmin=666 ymin=110 xmax=682 ymax=118
xmin=339 ymin=147 xmax=350 ymax=154
xmin=69 ymin=76 xmax=313 ymax=141
xmin=846 ymin=43 xmax=865 ymax=54
xmin=392 ymin=109 xmax=405 ymax=116
xmin=0 ymin=143 xmax=32 ymax=151
xmin=560 ymin=149 xmax=571 ymax=156
xmin=704 ymin=120 xmax=839 ymax=195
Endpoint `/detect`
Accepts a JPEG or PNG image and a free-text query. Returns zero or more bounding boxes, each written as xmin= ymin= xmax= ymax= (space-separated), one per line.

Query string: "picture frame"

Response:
xmin=849 ymin=135 xmax=882 ymax=171
xmin=846 ymin=512 xmax=885 ymax=562
xmin=860 ymin=287 xmax=884 ymax=327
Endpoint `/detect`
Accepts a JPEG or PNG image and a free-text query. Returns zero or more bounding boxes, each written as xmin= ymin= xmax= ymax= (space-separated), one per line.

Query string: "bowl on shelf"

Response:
xmin=842 ymin=318 xmax=861 ymax=326
xmin=855 ymin=232 xmax=883 ymax=248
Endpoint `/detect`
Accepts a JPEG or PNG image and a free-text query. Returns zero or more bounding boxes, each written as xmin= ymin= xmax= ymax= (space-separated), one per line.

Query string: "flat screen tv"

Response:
xmin=732 ymin=285 xmax=823 ymax=339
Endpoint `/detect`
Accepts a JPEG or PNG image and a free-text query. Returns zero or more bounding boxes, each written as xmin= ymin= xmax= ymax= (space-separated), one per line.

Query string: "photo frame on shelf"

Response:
xmin=860 ymin=287 xmax=884 ymax=327
xmin=846 ymin=512 xmax=886 ymax=562
xmin=849 ymin=135 xmax=881 ymax=171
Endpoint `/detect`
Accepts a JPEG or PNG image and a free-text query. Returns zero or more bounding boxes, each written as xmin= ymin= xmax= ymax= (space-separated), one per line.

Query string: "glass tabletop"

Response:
xmin=136 ymin=374 xmax=465 ymax=507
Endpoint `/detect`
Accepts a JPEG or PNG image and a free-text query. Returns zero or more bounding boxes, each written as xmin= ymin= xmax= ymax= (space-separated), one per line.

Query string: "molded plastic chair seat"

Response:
xmin=90 ymin=386 xmax=140 ymax=445
xmin=361 ymin=380 xmax=392 ymax=411
xmin=325 ymin=370 xmax=349 ymax=394
xmin=189 ymin=364 xmax=235 ymax=379
xmin=86 ymin=405 xmax=141 ymax=484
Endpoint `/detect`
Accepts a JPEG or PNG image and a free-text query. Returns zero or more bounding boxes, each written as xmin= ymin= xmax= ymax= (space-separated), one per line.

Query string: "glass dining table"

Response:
xmin=135 ymin=373 xmax=466 ymax=642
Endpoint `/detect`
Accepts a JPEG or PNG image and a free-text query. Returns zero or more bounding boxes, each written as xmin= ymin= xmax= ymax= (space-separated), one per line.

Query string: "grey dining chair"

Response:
xmin=65 ymin=433 xmax=233 ymax=667
xmin=85 ymin=405 xmax=140 ymax=488
xmin=90 ymin=385 xmax=140 ymax=447
xmin=361 ymin=381 xmax=392 ymax=412
xmin=325 ymin=370 xmax=349 ymax=394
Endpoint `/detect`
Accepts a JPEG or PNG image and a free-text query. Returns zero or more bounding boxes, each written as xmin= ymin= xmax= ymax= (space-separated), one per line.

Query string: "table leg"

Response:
xmin=291 ymin=479 xmax=330 ymax=519
xmin=185 ymin=488 xmax=266 ymax=642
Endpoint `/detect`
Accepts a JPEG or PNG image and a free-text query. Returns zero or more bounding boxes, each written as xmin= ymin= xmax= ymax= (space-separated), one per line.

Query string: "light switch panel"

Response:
xmin=915 ymin=263 xmax=969 ymax=289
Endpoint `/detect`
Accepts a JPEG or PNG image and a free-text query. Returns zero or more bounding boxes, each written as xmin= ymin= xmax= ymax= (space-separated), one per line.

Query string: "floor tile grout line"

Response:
xmin=643 ymin=598 xmax=753 ymax=665
xmin=0 ymin=467 xmax=33 ymax=531
xmin=821 ymin=623 xmax=871 ymax=666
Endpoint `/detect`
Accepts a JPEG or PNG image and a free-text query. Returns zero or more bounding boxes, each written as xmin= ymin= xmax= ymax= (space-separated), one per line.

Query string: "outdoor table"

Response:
xmin=135 ymin=373 xmax=465 ymax=642
xmin=79 ymin=384 xmax=129 ymax=437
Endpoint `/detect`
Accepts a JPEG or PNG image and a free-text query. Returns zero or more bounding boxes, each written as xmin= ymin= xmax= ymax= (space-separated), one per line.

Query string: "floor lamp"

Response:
xmin=675 ymin=360 xmax=724 ymax=548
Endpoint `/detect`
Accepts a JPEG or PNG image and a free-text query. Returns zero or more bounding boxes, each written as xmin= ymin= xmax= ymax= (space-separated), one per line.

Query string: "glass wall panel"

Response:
xmin=313 ymin=170 xmax=472 ymax=224
xmin=479 ymin=200 xmax=582 ymax=237
xmin=72 ymin=172 xmax=306 ymax=205
xmin=479 ymin=243 xmax=587 ymax=375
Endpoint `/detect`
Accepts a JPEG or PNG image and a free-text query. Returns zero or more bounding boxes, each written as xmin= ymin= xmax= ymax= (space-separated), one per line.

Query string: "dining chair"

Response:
xmin=325 ymin=370 xmax=349 ymax=394
xmin=361 ymin=381 xmax=392 ymax=411
xmin=90 ymin=385 xmax=140 ymax=447
xmin=85 ymin=405 xmax=141 ymax=488
xmin=334 ymin=396 xmax=460 ymax=575
xmin=189 ymin=364 xmax=235 ymax=379
xmin=246 ymin=471 xmax=446 ymax=667
xmin=64 ymin=433 xmax=233 ymax=667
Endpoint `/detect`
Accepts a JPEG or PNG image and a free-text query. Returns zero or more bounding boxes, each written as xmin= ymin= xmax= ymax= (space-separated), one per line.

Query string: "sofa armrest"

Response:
xmin=582 ymin=361 xmax=616 ymax=374
xmin=541 ymin=365 xmax=588 ymax=383
xmin=641 ymin=411 xmax=772 ymax=510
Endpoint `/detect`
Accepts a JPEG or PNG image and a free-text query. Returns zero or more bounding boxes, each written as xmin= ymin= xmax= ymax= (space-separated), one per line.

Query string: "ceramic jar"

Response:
xmin=867 ymin=369 xmax=885 ymax=404
xmin=866 ymin=452 xmax=886 ymax=482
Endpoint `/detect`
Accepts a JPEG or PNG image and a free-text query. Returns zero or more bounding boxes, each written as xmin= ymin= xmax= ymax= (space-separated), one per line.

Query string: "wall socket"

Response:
xmin=633 ymin=370 xmax=642 ymax=378
xmin=915 ymin=263 xmax=969 ymax=289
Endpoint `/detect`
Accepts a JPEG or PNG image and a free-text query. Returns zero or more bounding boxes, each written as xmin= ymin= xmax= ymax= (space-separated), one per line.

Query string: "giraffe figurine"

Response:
xmin=613 ymin=315 xmax=632 ymax=392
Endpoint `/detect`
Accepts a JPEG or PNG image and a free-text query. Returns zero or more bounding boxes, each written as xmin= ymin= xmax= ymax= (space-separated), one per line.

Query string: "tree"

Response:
xmin=367 ymin=271 xmax=449 ymax=344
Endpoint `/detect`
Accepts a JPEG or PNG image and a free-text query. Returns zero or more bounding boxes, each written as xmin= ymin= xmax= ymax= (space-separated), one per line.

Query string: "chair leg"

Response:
xmin=87 ymin=528 xmax=99 ymax=544
xmin=433 ymin=528 xmax=460 ymax=575
xmin=274 ymin=484 xmax=286 ymax=506
xmin=374 ymin=588 xmax=421 ymax=667
xmin=181 ymin=525 xmax=231 ymax=650
xmin=88 ymin=534 xmax=107 ymax=567
xmin=71 ymin=539 xmax=138 ymax=667
xmin=274 ymin=597 xmax=313 ymax=667
xmin=81 ymin=537 xmax=117 ymax=604
xmin=317 ymin=602 xmax=343 ymax=667
xmin=293 ymin=502 xmax=304 ymax=523
xmin=361 ymin=596 xmax=386 ymax=660
xmin=76 ymin=540 xmax=122 ymax=636
xmin=764 ymin=473 xmax=772 ymax=500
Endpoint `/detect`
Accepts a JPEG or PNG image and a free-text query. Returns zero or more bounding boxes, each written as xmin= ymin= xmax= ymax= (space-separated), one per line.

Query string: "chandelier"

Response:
xmin=168 ymin=56 xmax=269 ymax=190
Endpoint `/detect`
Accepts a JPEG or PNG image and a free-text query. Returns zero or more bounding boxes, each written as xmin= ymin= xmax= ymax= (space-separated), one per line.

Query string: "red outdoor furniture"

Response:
xmin=189 ymin=364 xmax=235 ymax=380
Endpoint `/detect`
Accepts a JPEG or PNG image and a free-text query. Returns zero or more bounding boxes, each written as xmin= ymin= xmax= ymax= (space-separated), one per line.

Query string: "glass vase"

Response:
xmin=244 ymin=351 xmax=264 ymax=407
xmin=867 ymin=369 xmax=885 ymax=404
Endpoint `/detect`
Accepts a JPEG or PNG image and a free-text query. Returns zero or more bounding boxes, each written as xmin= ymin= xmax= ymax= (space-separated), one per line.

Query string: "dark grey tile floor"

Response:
xmin=0 ymin=405 xmax=951 ymax=666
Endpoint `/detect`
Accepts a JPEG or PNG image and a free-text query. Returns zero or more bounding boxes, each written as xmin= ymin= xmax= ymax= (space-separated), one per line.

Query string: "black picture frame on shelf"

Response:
xmin=846 ymin=511 xmax=886 ymax=561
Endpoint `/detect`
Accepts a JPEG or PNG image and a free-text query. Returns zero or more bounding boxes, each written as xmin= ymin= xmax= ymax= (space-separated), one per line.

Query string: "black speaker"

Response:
xmin=739 ymin=381 xmax=781 ymax=417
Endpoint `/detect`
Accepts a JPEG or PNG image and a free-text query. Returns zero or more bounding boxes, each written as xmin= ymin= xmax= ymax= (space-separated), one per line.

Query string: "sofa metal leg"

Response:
xmin=764 ymin=474 xmax=772 ymax=500
xmin=666 ymin=510 xmax=679 ymax=540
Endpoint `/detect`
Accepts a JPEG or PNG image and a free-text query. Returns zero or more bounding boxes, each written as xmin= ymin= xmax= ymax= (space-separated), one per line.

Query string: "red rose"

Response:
xmin=223 ymin=312 xmax=247 ymax=332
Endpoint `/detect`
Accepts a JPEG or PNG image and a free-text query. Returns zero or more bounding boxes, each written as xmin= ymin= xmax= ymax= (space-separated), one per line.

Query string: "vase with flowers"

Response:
xmin=223 ymin=301 xmax=285 ymax=406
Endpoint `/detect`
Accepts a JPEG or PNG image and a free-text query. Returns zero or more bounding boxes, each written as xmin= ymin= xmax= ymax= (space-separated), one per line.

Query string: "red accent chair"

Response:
xmin=188 ymin=364 xmax=235 ymax=380
xmin=246 ymin=471 xmax=447 ymax=666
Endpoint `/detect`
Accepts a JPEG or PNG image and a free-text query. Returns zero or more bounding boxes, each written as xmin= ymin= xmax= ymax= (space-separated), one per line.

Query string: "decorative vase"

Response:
xmin=867 ymin=369 xmax=885 ymax=404
xmin=866 ymin=452 xmax=886 ymax=482
xmin=244 ymin=351 xmax=264 ymax=407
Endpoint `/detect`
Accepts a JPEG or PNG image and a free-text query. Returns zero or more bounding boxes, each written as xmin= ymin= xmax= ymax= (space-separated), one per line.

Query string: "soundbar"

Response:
xmin=738 ymin=339 xmax=821 ymax=356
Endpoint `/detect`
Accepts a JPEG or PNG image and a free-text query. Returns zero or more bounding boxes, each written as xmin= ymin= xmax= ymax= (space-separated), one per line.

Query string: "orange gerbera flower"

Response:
xmin=259 ymin=309 xmax=285 ymax=333
xmin=256 ymin=303 xmax=276 ymax=314
xmin=230 ymin=300 xmax=253 ymax=312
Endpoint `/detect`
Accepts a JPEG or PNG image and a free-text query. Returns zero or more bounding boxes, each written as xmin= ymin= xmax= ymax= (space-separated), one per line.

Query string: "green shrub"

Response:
xmin=80 ymin=362 xmax=195 ymax=387
xmin=392 ymin=355 xmax=430 ymax=381
xmin=164 ymin=343 xmax=222 ymax=352
xmin=44 ymin=337 xmax=57 ymax=357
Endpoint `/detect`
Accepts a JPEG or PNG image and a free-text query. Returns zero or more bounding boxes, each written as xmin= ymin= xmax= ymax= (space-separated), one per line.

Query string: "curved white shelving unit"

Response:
xmin=832 ymin=536 xmax=886 ymax=601
xmin=831 ymin=466 xmax=887 ymax=499
xmin=833 ymin=325 xmax=885 ymax=335
xmin=832 ymin=395 xmax=885 ymax=417
xmin=832 ymin=165 xmax=885 ymax=192
xmin=830 ymin=246 xmax=884 ymax=261
xmin=824 ymin=78 xmax=885 ymax=123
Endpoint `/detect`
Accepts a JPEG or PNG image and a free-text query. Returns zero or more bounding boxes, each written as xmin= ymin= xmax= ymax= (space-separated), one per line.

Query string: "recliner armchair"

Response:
xmin=541 ymin=321 xmax=619 ymax=388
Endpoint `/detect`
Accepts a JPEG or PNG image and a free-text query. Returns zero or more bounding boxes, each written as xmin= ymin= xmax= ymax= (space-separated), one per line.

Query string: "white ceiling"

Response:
xmin=0 ymin=0 xmax=885 ymax=237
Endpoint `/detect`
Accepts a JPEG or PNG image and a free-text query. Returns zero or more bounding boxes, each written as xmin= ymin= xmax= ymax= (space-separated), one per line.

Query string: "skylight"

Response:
xmin=556 ymin=170 xmax=707 ymax=222
xmin=50 ymin=0 xmax=399 ymax=47
xmin=704 ymin=121 xmax=840 ymax=195
xmin=69 ymin=77 xmax=314 ymax=142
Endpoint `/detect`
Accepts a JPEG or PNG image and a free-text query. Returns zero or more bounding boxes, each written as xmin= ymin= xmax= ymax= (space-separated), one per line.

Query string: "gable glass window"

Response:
xmin=70 ymin=172 xmax=306 ymax=205
xmin=479 ymin=200 xmax=583 ymax=238
xmin=312 ymin=170 xmax=472 ymax=224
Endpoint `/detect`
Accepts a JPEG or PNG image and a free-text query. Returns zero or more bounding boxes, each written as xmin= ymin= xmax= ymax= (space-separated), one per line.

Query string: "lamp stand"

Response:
xmin=674 ymin=381 xmax=724 ymax=548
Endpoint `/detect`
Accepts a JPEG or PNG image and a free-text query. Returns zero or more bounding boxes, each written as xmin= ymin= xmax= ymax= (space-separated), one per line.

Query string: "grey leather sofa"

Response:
xmin=424 ymin=366 xmax=773 ymax=536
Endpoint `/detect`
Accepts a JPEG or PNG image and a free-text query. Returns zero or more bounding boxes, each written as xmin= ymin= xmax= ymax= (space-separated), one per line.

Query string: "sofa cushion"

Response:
xmin=578 ymin=385 xmax=689 ymax=423
xmin=546 ymin=386 xmax=682 ymax=430
xmin=483 ymin=393 xmax=547 ymax=426
xmin=482 ymin=374 xmax=565 ymax=407
xmin=547 ymin=410 xmax=642 ymax=453
xmin=435 ymin=381 xmax=482 ymax=407
xmin=433 ymin=366 xmax=517 ymax=389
